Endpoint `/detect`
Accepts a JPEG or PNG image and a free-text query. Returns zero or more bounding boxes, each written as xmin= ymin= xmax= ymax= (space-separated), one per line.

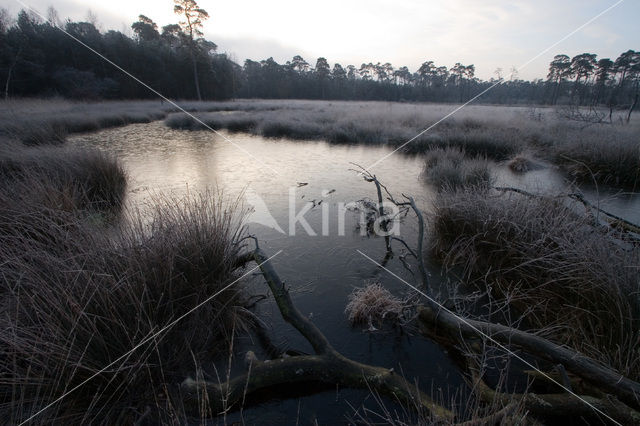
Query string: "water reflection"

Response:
xmin=68 ymin=121 xmax=640 ymax=423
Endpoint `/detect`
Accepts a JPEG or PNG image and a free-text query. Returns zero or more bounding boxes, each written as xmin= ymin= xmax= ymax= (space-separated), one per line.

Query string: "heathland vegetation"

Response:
xmin=1 ymin=98 xmax=639 ymax=422
xmin=0 ymin=134 xmax=253 ymax=422
xmin=163 ymin=99 xmax=640 ymax=188
xmin=1 ymin=1 xmax=640 ymax=423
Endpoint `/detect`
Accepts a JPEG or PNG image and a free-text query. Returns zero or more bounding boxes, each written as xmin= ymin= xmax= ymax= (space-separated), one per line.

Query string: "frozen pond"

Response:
xmin=69 ymin=121 xmax=640 ymax=423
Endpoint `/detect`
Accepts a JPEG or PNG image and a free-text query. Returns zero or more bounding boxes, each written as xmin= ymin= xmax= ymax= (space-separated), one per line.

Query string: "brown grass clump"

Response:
xmin=345 ymin=282 xmax=409 ymax=328
xmin=507 ymin=154 xmax=538 ymax=173
xmin=0 ymin=190 xmax=250 ymax=424
xmin=430 ymin=187 xmax=640 ymax=380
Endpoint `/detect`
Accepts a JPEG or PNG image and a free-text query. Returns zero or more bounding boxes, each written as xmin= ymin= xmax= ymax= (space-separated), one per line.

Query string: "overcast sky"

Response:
xmin=3 ymin=0 xmax=638 ymax=80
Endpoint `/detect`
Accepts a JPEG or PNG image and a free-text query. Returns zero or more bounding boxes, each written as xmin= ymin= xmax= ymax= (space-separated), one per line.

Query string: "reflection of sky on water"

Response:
xmin=69 ymin=121 xmax=640 ymax=423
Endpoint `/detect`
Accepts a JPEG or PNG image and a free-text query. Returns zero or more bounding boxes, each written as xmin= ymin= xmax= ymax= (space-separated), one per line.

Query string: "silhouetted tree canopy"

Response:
xmin=0 ymin=7 xmax=235 ymax=100
xmin=131 ymin=15 xmax=159 ymax=42
xmin=0 ymin=7 xmax=637 ymax=109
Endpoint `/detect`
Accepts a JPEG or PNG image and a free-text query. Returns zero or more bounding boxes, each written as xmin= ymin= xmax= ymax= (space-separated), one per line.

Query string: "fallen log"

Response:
xmin=418 ymin=305 xmax=640 ymax=411
xmin=468 ymin=363 xmax=640 ymax=425
xmin=181 ymin=240 xmax=453 ymax=420
xmin=416 ymin=304 xmax=640 ymax=424
xmin=356 ymin=175 xmax=640 ymax=422
xmin=494 ymin=186 xmax=640 ymax=238
xmin=352 ymin=175 xmax=640 ymax=423
xmin=183 ymin=177 xmax=640 ymax=422
xmin=182 ymin=351 xmax=449 ymax=418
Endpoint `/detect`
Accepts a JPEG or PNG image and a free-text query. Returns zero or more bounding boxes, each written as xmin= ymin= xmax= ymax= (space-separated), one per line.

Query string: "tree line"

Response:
xmin=0 ymin=5 xmax=638 ymax=112
xmin=238 ymin=52 xmax=639 ymax=112
xmin=0 ymin=3 xmax=239 ymax=100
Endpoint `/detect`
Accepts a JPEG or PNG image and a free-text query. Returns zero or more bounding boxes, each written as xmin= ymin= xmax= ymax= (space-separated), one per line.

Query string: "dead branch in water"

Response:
xmin=181 ymin=238 xmax=453 ymax=420
xmin=495 ymin=186 xmax=640 ymax=238
xmin=363 ymin=177 xmax=640 ymax=421
xmin=466 ymin=358 xmax=640 ymax=425
xmin=418 ymin=305 xmax=640 ymax=412
xmin=423 ymin=319 xmax=640 ymax=425
xmin=181 ymin=177 xmax=640 ymax=423
xmin=352 ymin=164 xmax=431 ymax=292
xmin=350 ymin=163 xmax=392 ymax=253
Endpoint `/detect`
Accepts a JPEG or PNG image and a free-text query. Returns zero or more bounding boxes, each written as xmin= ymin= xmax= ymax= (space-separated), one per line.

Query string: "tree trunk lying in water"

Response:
xmin=411 ymin=187 xmax=640 ymax=423
xmin=181 ymin=180 xmax=640 ymax=423
xmin=419 ymin=305 xmax=640 ymax=424
xmin=181 ymin=243 xmax=453 ymax=421
xmin=183 ymin=242 xmax=640 ymax=423
xmin=418 ymin=305 xmax=640 ymax=412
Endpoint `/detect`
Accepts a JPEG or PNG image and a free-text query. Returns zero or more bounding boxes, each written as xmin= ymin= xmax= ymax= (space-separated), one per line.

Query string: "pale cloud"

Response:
xmin=211 ymin=34 xmax=312 ymax=66
xmin=582 ymin=24 xmax=621 ymax=45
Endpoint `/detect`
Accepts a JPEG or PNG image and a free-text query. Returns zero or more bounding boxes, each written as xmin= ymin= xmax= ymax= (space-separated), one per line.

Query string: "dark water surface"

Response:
xmin=69 ymin=121 xmax=640 ymax=424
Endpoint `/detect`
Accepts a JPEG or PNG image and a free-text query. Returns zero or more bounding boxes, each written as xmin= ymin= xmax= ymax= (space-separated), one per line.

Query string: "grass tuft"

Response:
xmin=0 ymin=142 xmax=127 ymax=212
xmin=554 ymin=130 xmax=640 ymax=188
xmin=423 ymin=147 xmax=492 ymax=191
xmin=0 ymin=190 xmax=250 ymax=423
xmin=507 ymin=154 xmax=538 ymax=173
xmin=345 ymin=282 xmax=409 ymax=328
xmin=430 ymin=188 xmax=640 ymax=380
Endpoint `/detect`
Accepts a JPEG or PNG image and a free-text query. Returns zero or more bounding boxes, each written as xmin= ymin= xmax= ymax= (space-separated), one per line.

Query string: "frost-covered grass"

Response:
xmin=423 ymin=147 xmax=492 ymax=190
xmin=0 ymin=98 xmax=270 ymax=144
xmin=345 ymin=282 xmax=409 ymax=328
xmin=165 ymin=100 xmax=640 ymax=180
xmin=2 ymin=98 xmax=639 ymax=188
xmin=431 ymin=187 xmax=640 ymax=380
xmin=0 ymin=99 xmax=167 ymax=144
xmin=0 ymin=138 xmax=127 ymax=212
xmin=0 ymin=189 xmax=250 ymax=424
xmin=552 ymin=126 xmax=640 ymax=188
xmin=507 ymin=153 xmax=540 ymax=173
xmin=165 ymin=101 xmax=540 ymax=159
